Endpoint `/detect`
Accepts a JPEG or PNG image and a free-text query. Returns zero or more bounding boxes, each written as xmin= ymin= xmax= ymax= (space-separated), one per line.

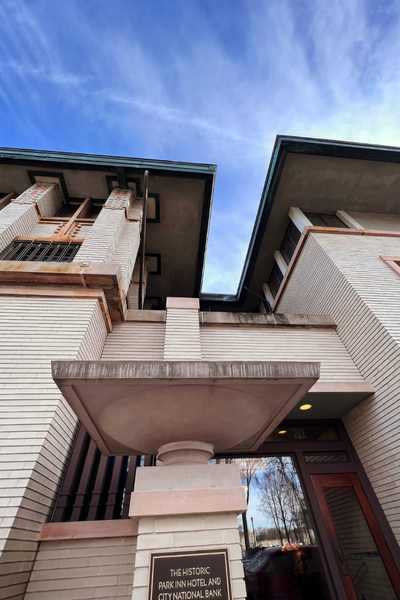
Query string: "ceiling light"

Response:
xmin=299 ymin=403 xmax=312 ymax=411
xmin=277 ymin=429 xmax=287 ymax=435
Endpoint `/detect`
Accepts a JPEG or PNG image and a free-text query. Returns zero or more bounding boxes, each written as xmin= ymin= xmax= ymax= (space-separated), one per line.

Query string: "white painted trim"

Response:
xmin=262 ymin=283 xmax=275 ymax=307
xmin=336 ymin=210 xmax=364 ymax=230
xmin=288 ymin=206 xmax=313 ymax=232
xmin=274 ymin=250 xmax=288 ymax=275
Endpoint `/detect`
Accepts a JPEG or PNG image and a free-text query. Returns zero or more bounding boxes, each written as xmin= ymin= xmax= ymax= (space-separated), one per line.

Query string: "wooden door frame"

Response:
xmin=311 ymin=472 xmax=400 ymax=598
xmin=219 ymin=419 xmax=400 ymax=600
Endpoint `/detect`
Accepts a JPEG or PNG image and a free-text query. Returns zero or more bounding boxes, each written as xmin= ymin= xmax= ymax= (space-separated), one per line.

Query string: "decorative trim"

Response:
xmin=262 ymin=283 xmax=274 ymax=308
xmin=28 ymin=170 xmax=69 ymax=203
xmin=288 ymin=206 xmax=312 ymax=232
xmin=0 ymin=284 xmax=112 ymax=332
xmin=274 ymin=227 xmax=400 ymax=311
xmin=166 ymin=297 xmax=200 ymax=310
xmin=199 ymin=311 xmax=336 ymax=328
xmin=273 ymin=250 xmax=287 ymax=275
xmin=381 ymin=256 xmax=400 ymax=277
xmin=0 ymin=260 xmax=124 ymax=323
xmin=336 ymin=210 xmax=364 ymax=230
xmin=310 ymin=381 xmax=375 ymax=395
xmin=126 ymin=309 xmax=167 ymax=322
xmin=40 ymin=519 xmax=138 ymax=541
xmin=130 ymin=487 xmax=246 ymax=518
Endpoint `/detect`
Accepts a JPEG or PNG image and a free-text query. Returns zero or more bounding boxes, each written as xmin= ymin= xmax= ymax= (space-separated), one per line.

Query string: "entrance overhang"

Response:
xmin=52 ymin=360 xmax=319 ymax=455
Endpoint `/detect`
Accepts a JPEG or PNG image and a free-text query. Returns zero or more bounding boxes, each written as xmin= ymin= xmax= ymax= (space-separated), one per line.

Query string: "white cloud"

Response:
xmin=2 ymin=0 xmax=400 ymax=292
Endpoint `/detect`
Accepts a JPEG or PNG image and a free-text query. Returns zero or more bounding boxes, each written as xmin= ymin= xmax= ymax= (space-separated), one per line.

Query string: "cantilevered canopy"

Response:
xmin=52 ymin=360 xmax=319 ymax=455
xmin=0 ymin=147 xmax=215 ymax=301
xmin=202 ymin=135 xmax=400 ymax=311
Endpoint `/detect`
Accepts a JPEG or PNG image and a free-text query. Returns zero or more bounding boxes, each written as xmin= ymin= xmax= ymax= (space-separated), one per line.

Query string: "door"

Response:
xmin=311 ymin=473 xmax=400 ymax=599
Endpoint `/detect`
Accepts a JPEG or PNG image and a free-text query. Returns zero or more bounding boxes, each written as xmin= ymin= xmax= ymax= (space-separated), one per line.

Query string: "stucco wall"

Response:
xmin=0 ymin=297 xmax=107 ymax=599
xmin=277 ymin=231 xmax=400 ymax=541
xmin=24 ymin=536 xmax=136 ymax=599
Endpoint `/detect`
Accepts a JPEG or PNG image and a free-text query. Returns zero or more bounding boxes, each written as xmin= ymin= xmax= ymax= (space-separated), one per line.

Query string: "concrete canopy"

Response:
xmin=52 ymin=360 xmax=319 ymax=455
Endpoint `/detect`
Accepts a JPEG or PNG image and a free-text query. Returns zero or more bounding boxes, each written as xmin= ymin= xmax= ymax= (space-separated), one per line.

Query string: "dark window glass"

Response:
xmin=0 ymin=240 xmax=81 ymax=262
xmin=266 ymin=423 xmax=339 ymax=442
xmin=305 ymin=213 xmax=348 ymax=228
xmin=268 ymin=263 xmax=284 ymax=297
xmin=280 ymin=221 xmax=301 ymax=264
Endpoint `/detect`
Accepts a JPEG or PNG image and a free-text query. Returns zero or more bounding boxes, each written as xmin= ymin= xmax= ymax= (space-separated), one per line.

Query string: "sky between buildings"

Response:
xmin=0 ymin=0 xmax=398 ymax=293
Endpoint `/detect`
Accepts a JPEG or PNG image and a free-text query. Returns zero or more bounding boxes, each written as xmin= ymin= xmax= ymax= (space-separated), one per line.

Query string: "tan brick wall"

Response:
xmin=163 ymin=300 xmax=202 ymax=360
xmin=102 ymin=322 xmax=165 ymax=360
xmin=201 ymin=324 xmax=362 ymax=385
xmin=0 ymin=202 xmax=38 ymax=253
xmin=277 ymin=232 xmax=400 ymax=541
xmin=132 ymin=514 xmax=246 ymax=600
xmin=0 ymin=297 xmax=107 ymax=599
xmin=24 ymin=536 xmax=136 ymax=599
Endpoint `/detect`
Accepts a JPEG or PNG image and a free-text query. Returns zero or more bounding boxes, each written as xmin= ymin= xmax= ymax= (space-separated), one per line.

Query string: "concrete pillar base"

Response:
xmin=157 ymin=441 xmax=214 ymax=465
xmin=129 ymin=462 xmax=247 ymax=600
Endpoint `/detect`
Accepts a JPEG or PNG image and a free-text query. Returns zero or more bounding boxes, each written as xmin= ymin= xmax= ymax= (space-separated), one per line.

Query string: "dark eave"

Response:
xmin=0 ymin=146 xmax=216 ymax=177
xmin=201 ymin=134 xmax=400 ymax=311
xmin=0 ymin=146 xmax=216 ymax=301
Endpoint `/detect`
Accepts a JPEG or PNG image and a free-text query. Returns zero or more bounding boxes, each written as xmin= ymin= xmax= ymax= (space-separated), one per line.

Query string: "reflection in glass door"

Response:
xmin=229 ymin=456 xmax=331 ymax=600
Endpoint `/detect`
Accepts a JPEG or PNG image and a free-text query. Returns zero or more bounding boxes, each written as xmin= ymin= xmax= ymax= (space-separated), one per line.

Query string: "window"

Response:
xmin=280 ymin=221 xmax=301 ymax=264
xmin=305 ymin=212 xmax=348 ymax=228
xmin=268 ymin=262 xmax=284 ymax=297
xmin=0 ymin=240 xmax=81 ymax=262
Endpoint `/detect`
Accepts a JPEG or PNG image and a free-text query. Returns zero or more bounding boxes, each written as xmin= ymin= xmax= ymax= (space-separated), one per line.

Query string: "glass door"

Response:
xmin=228 ymin=456 xmax=332 ymax=600
xmin=311 ymin=473 xmax=400 ymax=599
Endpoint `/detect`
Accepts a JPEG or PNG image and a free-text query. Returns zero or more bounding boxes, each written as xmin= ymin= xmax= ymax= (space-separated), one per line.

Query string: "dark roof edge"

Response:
xmin=202 ymin=134 xmax=400 ymax=309
xmin=0 ymin=146 xmax=217 ymax=176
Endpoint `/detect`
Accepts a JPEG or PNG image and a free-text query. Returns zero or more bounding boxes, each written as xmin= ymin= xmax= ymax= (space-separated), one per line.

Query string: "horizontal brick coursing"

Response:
xmin=201 ymin=325 xmax=362 ymax=384
xmin=0 ymin=203 xmax=38 ymax=253
xmin=24 ymin=536 xmax=136 ymax=599
xmin=0 ymin=297 xmax=107 ymax=599
xmin=102 ymin=322 xmax=165 ymax=361
xmin=163 ymin=308 xmax=202 ymax=360
xmin=133 ymin=514 xmax=245 ymax=600
xmin=277 ymin=232 xmax=400 ymax=541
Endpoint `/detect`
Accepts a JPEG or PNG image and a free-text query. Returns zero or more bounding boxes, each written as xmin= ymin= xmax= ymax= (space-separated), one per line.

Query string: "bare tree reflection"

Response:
xmin=236 ymin=456 xmax=315 ymax=549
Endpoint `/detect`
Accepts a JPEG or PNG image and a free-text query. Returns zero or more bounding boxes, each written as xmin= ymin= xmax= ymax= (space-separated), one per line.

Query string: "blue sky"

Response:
xmin=1 ymin=0 xmax=399 ymax=293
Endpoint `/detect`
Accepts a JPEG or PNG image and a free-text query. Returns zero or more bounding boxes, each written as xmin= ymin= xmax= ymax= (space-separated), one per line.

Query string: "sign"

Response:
xmin=149 ymin=549 xmax=232 ymax=600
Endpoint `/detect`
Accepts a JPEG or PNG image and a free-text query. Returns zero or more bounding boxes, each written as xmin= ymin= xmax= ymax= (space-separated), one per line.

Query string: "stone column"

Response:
xmin=163 ymin=297 xmax=202 ymax=360
xmin=0 ymin=183 xmax=61 ymax=252
xmin=129 ymin=445 xmax=247 ymax=600
xmin=74 ymin=187 xmax=143 ymax=295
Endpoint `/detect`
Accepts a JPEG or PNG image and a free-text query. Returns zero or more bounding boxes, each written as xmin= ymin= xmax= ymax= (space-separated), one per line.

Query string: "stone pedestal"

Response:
xmin=129 ymin=461 xmax=247 ymax=600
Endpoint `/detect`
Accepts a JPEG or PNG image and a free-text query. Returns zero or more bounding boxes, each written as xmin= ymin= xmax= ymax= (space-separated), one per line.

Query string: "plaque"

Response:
xmin=149 ymin=549 xmax=232 ymax=600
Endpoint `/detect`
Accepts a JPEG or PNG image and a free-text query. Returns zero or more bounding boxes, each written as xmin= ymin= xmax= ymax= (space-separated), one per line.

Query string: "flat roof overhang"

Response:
xmin=52 ymin=360 xmax=319 ymax=455
xmin=201 ymin=135 xmax=400 ymax=311
xmin=0 ymin=147 xmax=216 ymax=300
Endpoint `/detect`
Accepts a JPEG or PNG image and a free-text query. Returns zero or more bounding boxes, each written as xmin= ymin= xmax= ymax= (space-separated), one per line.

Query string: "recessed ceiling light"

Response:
xmin=299 ymin=403 xmax=312 ymax=411
xmin=277 ymin=429 xmax=287 ymax=435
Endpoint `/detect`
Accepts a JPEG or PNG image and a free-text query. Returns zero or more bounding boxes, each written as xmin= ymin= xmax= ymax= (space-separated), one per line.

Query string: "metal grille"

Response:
xmin=0 ymin=240 xmax=81 ymax=262
xmin=50 ymin=425 xmax=140 ymax=522
xmin=304 ymin=451 xmax=349 ymax=464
